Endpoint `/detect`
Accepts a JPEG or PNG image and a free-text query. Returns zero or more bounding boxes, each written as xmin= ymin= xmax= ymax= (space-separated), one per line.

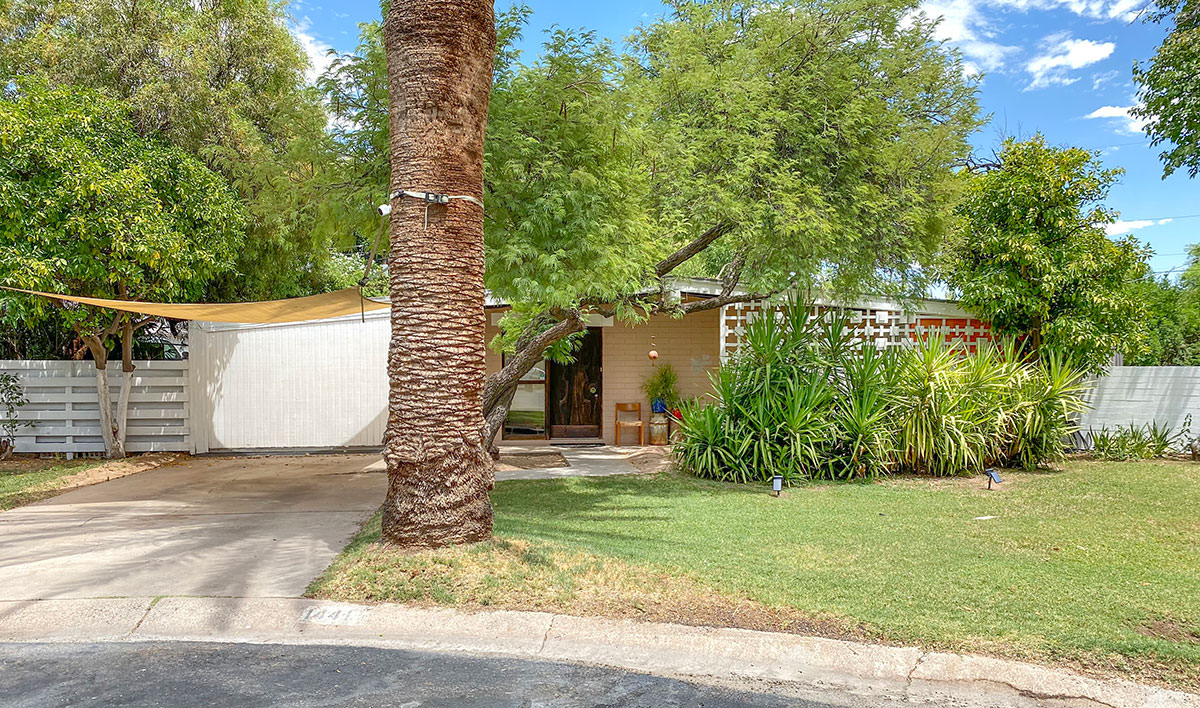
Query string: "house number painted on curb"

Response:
xmin=300 ymin=605 xmax=368 ymax=626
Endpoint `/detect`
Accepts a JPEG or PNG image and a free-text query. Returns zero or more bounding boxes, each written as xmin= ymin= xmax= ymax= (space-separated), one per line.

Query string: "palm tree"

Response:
xmin=380 ymin=0 xmax=495 ymax=547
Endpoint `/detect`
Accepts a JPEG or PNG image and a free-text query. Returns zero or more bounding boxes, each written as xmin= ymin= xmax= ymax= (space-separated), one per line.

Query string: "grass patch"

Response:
xmin=0 ymin=457 xmax=104 ymax=510
xmin=310 ymin=459 xmax=1200 ymax=690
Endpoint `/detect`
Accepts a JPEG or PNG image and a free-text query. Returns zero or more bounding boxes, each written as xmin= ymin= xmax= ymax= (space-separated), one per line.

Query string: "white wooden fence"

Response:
xmin=1078 ymin=366 xmax=1200 ymax=440
xmin=1 ymin=360 xmax=190 ymax=456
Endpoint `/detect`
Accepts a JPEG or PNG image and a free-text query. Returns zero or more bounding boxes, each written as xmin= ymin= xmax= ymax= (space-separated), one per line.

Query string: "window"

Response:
xmin=502 ymin=357 xmax=546 ymax=439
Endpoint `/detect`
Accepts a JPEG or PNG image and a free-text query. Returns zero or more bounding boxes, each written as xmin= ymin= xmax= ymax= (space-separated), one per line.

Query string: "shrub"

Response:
xmin=641 ymin=363 xmax=681 ymax=411
xmin=674 ymin=302 xmax=1090 ymax=483
xmin=0 ymin=372 xmax=29 ymax=459
xmin=1090 ymin=418 xmax=1189 ymax=460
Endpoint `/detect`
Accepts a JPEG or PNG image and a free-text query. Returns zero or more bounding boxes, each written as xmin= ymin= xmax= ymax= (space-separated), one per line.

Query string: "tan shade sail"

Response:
xmin=1 ymin=286 xmax=390 ymax=324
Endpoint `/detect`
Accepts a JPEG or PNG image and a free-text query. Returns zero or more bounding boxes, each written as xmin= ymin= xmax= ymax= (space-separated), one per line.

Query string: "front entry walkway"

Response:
xmin=0 ymin=455 xmax=386 ymax=600
xmin=497 ymin=446 xmax=642 ymax=480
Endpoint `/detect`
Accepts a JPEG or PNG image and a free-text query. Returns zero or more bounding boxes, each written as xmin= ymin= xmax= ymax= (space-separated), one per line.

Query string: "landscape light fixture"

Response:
xmin=984 ymin=467 xmax=1002 ymax=490
xmin=772 ymin=474 xmax=783 ymax=497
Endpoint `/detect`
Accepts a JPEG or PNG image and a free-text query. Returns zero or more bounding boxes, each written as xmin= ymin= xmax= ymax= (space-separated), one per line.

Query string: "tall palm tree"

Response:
xmin=380 ymin=0 xmax=495 ymax=547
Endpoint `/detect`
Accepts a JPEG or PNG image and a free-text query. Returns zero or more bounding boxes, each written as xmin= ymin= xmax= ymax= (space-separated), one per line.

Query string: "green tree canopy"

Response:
xmin=315 ymin=16 xmax=391 ymax=254
xmin=484 ymin=21 xmax=656 ymax=315
xmin=322 ymin=0 xmax=980 ymax=312
xmin=630 ymin=0 xmax=981 ymax=296
xmin=0 ymin=84 xmax=246 ymax=337
xmin=1131 ymin=243 xmax=1200 ymax=365
xmin=0 ymin=0 xmax=333 ymax=298
xmin=1126 ymin=273 xmax=1200 ymax=365
xmin=1133 ymin=0 xmax=1200 ymax=179
xmin=945 ymin=136 xmax=1150 ymax=373
xmin=0 ymin=83 xmax=246 ymax=456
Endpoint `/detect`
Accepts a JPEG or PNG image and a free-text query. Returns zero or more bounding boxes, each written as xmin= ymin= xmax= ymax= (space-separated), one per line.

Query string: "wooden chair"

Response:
xmin=614 ymin=402 xmax=644 ymax=446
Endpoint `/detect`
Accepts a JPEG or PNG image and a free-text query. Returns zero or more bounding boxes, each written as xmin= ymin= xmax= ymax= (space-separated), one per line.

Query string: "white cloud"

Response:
xmin=914 ymin=0 xmax=1141 ymax=81
xmin=1105 ymin=218 xmax=1172 ymax=236
xmin=1084 ymin=104 xmax=1148 ymax=134
xmin=917 ymin=0 xmax=1020 ymax=75
xmin=990 ymin=0 xmax=1144 ymax=21
xmin=1025 ymin=32 xmax=1115 ymax=89
xmin=293 ymin=17 xmax=335 ymax=84
xmin=1091 ymin=69 xmax=1120 ymax=90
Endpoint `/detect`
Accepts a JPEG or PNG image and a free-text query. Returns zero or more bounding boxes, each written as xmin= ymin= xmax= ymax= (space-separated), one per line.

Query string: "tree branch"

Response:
xmin=480 ymin=311 xmax=585 ymax=415
xmin=654 ymin=221 xmax=735 ymax=278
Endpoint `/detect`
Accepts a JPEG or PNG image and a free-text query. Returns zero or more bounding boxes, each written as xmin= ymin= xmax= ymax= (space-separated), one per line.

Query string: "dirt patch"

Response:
xmin=51 ymin=452 xmax=183 ymax=488
xmin=0 ymin=455 xmax=94 ymax=475
xmin=310 ymin=536 xmax=875 ymax=643
xmin=1138 ymin=619 xmax=1200 ymax=643
xmin=496 ymin=451 xmax=568 ymax=472
xmin=621 ymin=446 xmax=675 ymax=475
xmin=2 ymin=452 xmax=183 ymax=510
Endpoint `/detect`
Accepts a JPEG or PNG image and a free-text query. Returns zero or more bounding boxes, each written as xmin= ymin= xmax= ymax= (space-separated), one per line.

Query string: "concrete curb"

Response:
xmin=0 ymin=597 xmax=1196 ymax=707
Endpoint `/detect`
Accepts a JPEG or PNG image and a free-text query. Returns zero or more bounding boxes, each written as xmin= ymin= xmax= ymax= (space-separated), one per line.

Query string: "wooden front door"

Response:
xmin=548 ymin=327 xmax=602 ymax=438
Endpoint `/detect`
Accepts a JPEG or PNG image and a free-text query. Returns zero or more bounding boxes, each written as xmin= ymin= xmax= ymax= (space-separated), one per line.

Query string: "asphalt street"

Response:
xmin=0 ymin=642 xmax=844 ymax=708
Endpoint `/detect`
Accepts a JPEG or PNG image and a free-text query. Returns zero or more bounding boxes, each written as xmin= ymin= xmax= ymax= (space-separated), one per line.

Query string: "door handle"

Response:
xmin=588 ymin=386 xmax=597 ymax=395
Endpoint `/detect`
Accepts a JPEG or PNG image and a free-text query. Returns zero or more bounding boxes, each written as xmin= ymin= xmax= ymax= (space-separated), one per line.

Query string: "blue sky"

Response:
xmin=291 ymin=0 xmax=1198 ymax=278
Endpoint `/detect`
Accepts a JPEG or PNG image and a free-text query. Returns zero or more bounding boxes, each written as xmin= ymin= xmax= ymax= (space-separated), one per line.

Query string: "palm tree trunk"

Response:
xmin=380 ymin=0 xmax=495 ymax=547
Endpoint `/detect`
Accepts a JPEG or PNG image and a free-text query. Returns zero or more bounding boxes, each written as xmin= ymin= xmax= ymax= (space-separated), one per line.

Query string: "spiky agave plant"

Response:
xmin=959 ymin=340 xmax=1021 ymax=466
xmin=674 ymin=400 xmax=737 ymax=481
xmin=832 ymin=345 xmax=896 ymax=479
xmin=776 ymin=371 xmax=837 ymax=481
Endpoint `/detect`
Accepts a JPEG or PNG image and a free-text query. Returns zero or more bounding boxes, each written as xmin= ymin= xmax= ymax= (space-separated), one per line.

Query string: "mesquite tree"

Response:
xmin=381 ymin=0 xmax=496 ymax=546
xmin=0 ymin=84 xmax=245 ymax=458
xmin=1132 ymin=0 xmax=1200 ymax=179
xmin=482 ymin=0 xmax=980 ymax=437
xmin=325 ymin=0 xmax=980 ymax=452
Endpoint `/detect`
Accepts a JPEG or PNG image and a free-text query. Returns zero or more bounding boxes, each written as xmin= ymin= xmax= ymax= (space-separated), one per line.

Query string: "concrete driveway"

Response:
xmin=0 ymin=455 xmax=386 ymax=600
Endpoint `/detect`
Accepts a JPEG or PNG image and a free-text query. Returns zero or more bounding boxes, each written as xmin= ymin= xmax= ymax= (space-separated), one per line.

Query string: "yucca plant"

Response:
xmin=1144 ymin=420 xmax=1183 ymax=457
xmin=1006 ymin=351 xmax=1089 ymax=468
xmin=777 ymin=372 xmax=837 ymax=480
xmin=1090 ymin=419 xmax=1185 ymax=461
xmin=673 ymin=401 xmax=737 ymax=481
xmin=832 ymin=345 xmax=896 ymax=479
xmin=674 ymin=305 xmax=1093 ymax=484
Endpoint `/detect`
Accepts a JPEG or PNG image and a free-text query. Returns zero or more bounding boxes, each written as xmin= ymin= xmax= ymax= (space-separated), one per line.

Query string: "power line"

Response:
xmin=1116 ymin=213 xmax=1200 ymax=222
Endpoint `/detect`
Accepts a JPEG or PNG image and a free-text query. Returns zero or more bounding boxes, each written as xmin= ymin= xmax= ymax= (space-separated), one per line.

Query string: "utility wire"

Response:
xmin=1115 ymin=213 xmax=1200 ymax=222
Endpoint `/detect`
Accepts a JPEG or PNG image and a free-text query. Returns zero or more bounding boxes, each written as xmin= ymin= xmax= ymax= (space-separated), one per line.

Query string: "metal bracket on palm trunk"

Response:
xmin=388 ymin=189 xmax=484 ymax=230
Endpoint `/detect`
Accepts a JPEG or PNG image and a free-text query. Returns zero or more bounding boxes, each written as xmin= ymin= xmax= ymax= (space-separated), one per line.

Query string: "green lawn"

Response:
xmin=310 ymin=459 xmax=1200 ymax=689
xmin=0 ymin=458 xmax=103 ymax=510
